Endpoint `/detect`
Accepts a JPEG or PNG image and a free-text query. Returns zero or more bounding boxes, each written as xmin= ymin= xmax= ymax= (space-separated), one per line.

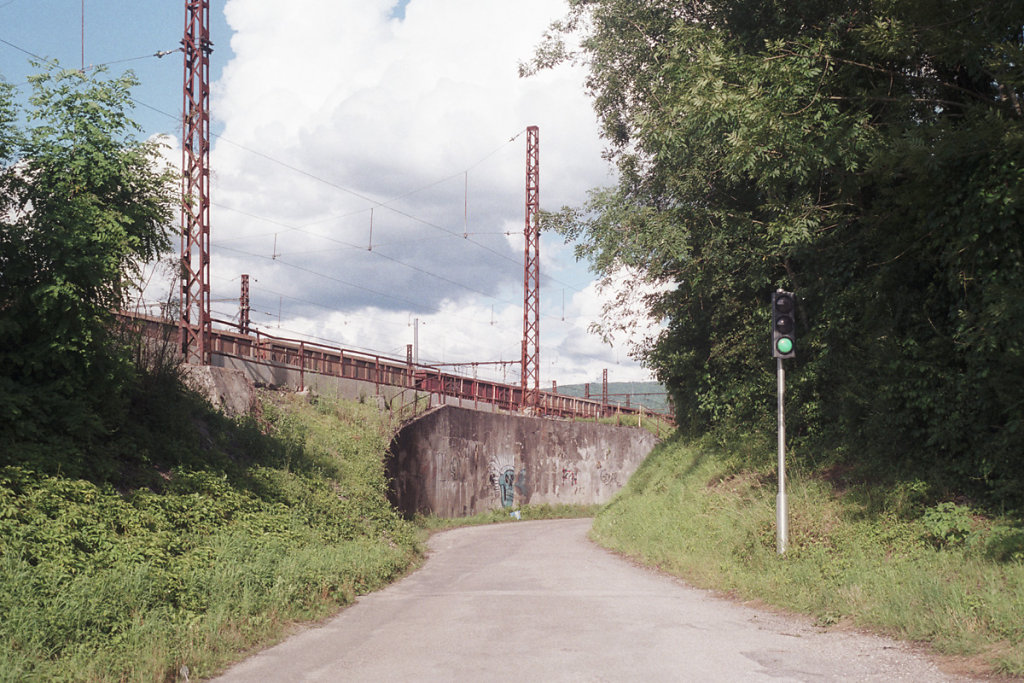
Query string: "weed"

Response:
xmin=921 ymin=502 xmax=974 ymax=548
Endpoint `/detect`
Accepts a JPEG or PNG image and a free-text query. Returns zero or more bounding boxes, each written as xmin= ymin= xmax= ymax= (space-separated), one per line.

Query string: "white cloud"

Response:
xmin=172 ymin=0 xmax=656 ymax=385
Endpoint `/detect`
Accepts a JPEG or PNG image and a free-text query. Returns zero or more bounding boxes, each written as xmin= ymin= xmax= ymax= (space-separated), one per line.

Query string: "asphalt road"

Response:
xmin=213 ymin=518 xmax=969 ymax=682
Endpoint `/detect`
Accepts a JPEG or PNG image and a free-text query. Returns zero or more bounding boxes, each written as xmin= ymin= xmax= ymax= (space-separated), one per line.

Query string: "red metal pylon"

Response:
xmin=180 ymin=0 xmax=213 ymax=364
xmin=239 ymin=273 xmax=250 ymax=334
xmin=521 ymin=125 xmax=540 ymax=411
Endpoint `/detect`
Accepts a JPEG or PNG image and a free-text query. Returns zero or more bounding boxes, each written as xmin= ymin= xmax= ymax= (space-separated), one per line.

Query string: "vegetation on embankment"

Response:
xmin=530 ymin=0 xmax=1024 ymax=514
xmin=0 ymin=384 xmax=421 ymax=682
xmin=591 ymin=433 xmax=1024 ymax=678
xmin=576 ymin=413 xmax=675 ymax=440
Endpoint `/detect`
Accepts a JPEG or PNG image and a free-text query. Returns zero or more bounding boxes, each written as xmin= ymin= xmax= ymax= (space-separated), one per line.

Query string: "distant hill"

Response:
xmin=554 ymin=381 xmax=671 ymax=415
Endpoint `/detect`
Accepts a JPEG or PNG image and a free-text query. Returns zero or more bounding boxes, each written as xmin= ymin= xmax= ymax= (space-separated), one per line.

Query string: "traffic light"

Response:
xmin=771 ymin=290 xmax=796 ymax=359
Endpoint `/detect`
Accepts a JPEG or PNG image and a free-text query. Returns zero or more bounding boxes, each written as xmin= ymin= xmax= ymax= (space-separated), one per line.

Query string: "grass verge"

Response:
xmin=0 ymin=389 xmax=420 ymax=682
xmin=590 ymin=433 xmax=1024 ymax=678
xmin=415 ymin=503 xmax=602 ymax=534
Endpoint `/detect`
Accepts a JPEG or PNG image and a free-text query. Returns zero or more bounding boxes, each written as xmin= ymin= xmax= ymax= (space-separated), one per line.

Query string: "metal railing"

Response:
xmin=119 ymin=311 xmax=673 ymax=424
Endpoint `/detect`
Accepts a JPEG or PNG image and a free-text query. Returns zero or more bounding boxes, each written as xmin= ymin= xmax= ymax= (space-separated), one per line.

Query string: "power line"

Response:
xmin=214 ymin=236 xmax=590 ymax=328
xmin=213 ymin=206 xmax=520 ymax=306
xmin=215 ymin=244 xmax=427 ymax=310
xmin=2 ymin=35 xmax=596 ymax=324
xmin=0 ymin=36 xmax=586 ymax=296
xmin=0 ymin=36 xmax=56 ymax=66
xmin=0 ymin=35 xmax=181 ymax=73
xmin=294 ymin=130 xmax=526 ymax=231
xmin=209 ymin=274 xmax=410 ymax=333
xmin=209 ymin=134 xmax=540 ymax=275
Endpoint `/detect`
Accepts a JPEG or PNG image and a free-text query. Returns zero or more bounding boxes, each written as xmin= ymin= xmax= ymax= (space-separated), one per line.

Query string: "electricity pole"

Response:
xmin=180 ymin=0 xmax=213 ymax=364
xmin=521 ymin=125 xmax=540 ymax=412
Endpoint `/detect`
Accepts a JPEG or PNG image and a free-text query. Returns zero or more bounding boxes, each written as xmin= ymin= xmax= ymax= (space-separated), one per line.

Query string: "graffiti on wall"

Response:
xmin=444 ymin=455 xmax=460 ymax=482
xmin=561 ymin=468 xmax=578 ymax=487
xmin=488 ymin=455 xmax=528 ymax=508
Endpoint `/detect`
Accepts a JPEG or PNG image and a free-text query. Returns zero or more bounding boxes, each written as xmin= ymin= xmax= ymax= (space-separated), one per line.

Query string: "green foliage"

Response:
xmin=530 ymin=0 xmax=1024 ymax=507
xmin=0 ymin=388 xmax=420 ymax=681
xmin=592 ymin=435 xmax=1024 ymax=677
xmin=0 ymin=65 xmax=176 ymax=455
xmin=921 ymin=502 xmax=974 ymax=548
xmin=573 ymin=413 xmax=675 ymax=440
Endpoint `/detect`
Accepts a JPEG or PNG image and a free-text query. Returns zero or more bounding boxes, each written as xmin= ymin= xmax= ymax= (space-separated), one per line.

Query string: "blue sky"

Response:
xmin=0 ymin=0 xmax=233 ymax=137
xmin=0 ymin=1 xmax=660 ymax=384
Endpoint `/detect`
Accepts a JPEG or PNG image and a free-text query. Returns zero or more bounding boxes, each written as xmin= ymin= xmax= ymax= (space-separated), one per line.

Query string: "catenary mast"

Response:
xmin=521 ymin=126 xmax=540 ymax=410
xmin=180 ymin=0 xmax=213 ymax=364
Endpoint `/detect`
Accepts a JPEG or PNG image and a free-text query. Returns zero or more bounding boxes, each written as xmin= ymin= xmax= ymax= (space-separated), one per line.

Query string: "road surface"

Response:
xmin=213 ymin=518 xmax=968 ymax=682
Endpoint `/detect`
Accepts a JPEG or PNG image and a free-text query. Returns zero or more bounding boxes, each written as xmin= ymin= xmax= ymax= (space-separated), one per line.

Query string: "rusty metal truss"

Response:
xmin=521 ymin=125 xmax=540 ymax=410
xmin=180 ymin=0 xmax=213 ymax=365
xmin=239 ymin=273 xmax=250 ymax=334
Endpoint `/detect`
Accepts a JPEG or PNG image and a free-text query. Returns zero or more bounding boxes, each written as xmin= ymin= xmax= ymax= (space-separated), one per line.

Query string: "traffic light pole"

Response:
xmin=777 ymin=356 xmax=788 ymax=554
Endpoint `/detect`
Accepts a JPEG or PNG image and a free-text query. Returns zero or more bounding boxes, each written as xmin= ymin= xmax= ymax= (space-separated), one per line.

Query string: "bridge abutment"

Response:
xmin=387 ymin=405 xmax=657 ymax=518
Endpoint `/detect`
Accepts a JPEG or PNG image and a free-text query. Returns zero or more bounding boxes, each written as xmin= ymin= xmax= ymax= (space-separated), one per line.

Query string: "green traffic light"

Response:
xmin=776 ymin=337 xmax=793 ymax=354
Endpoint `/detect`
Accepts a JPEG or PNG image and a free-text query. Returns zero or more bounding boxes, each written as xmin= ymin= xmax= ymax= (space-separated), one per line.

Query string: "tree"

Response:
xmin=0 ymin=67 xmax=176 ymax=456
xmin=528 ymin=1 xmax=1024 ymax=501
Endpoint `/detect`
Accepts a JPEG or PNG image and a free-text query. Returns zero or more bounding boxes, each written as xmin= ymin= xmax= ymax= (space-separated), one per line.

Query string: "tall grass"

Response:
xmin=0 ymin=390 xmax=420 ymax=682
xmin=591 ymin=434 xmax=1024 ymax=677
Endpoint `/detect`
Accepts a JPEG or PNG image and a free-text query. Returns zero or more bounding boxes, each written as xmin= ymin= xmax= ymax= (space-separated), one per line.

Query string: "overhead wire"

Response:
xmin=292 ymin=130 xmax=527 ymax=230
xmin=0 ymin=36 xmax=181 ymax=74
xmin=2 ymin=34 xmax=601 ymax=338
xmin=215 ymin=243 xmax=427 ymax=310
xmin=0 ymin=36 xmax=58 ymax=69
xmin=211 ymin=201 xmax=505 ymax=248
xmin=211 ymin=202 xmax=524 ymax=308
xmin=209 ymin=273 xmax=410 ymax=333
xmin=215 ymin=241 xmax=578 ymax=331
xmin=215 ymin=229 xmax=590 ymax=327
xmin=1 ymin=33 xmax=589 ymax=295
xmin=208 ymin=134 xmax=547 ymax=279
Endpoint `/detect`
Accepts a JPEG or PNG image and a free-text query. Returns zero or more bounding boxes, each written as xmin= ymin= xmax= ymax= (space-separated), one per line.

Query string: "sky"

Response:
xmin=0 ymin=0 xmax=664 ymax=386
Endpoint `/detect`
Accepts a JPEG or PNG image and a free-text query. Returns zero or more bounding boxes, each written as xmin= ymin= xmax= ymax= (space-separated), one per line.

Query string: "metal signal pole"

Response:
xmin=180 ymin=0 xmax=213 ymax=364
xmin=777 ymin=356 xmax=788 ymax=554
xmin=521 ymin=125 xmax=540 ymax=411
xmin=771 ymin=290 xmax=796 ymax=554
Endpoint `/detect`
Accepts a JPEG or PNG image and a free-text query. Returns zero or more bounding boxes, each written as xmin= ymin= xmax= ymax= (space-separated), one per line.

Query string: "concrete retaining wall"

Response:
xmin=181 ymin=365 xmax=256 ymax=416
xmin=387 ymin=406 xmax=657 ymax=518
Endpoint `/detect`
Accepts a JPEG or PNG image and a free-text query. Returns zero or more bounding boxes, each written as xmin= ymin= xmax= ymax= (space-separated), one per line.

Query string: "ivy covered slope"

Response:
xmin=0 ymin=389 xmax=420 ymax=682
xmin=529 ymin=1 xmax=1024 ymax=506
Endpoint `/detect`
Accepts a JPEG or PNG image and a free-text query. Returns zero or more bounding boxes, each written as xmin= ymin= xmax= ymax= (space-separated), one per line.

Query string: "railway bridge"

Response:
xmin=124 ymin=311 xmax=672 ymax=423
xmin=122 ymin=312 xmax=668 ymax=515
